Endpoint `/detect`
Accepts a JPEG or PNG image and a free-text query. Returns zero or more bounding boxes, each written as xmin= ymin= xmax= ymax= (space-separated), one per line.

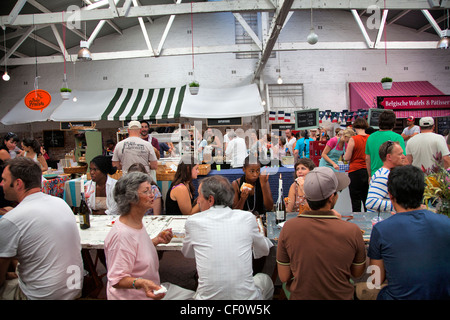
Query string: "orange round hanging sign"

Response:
xmin=24 ymin=89 xmax=51 ymax=111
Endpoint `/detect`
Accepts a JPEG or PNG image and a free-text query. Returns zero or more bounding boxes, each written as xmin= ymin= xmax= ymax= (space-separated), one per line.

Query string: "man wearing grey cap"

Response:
xmin=406 ymin=117 xmax=450 ymax=172
xmin=276 ymin=167 xmax=366 ymax=300
xmin=112 ymin=120 xmax=158 ymax=175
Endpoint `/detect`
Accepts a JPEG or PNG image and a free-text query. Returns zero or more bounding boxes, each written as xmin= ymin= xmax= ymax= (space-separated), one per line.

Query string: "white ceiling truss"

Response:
xmin=0 ymin=0 xmax=449 ymax=81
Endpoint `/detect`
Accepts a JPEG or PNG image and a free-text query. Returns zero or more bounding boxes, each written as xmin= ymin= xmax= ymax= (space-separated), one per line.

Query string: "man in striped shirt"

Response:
xmin=365 ymin=141 xmax=407 ymax=213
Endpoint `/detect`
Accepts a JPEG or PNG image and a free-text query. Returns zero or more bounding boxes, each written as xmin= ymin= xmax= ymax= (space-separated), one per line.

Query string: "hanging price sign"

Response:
xmin=24 ymin=89 xmax=52 ymax=111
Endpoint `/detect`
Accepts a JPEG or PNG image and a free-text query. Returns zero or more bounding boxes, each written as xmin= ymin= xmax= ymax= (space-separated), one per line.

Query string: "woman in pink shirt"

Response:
xmin=104 ymin=172 xmax=177 ymax=300
xmin=319 ymin=128 xmax=355 ymax=171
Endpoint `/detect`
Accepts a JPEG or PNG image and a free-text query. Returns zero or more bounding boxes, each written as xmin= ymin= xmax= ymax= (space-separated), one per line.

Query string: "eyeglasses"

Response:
xmin=139 ymin=189 xmax=154 ymax=196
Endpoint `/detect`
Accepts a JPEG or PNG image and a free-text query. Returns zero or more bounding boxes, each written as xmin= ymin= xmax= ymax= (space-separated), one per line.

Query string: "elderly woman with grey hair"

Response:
xmin=182 ymin=175 xmax=274 ymax=300
xmin=104 ymin=171 xmax=194 ymax=300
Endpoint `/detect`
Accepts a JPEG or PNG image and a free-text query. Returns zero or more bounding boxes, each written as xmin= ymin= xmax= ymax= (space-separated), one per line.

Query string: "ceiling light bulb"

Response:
xmin=307 ymin=29 xmax=319 ymax=45
xmin=277 ymin=75 xmax=283 ymax=85
xmin=72 ymin=96 xmax=78 ymax=102
xmin=2 ymin=71 xmax=10 ymax=81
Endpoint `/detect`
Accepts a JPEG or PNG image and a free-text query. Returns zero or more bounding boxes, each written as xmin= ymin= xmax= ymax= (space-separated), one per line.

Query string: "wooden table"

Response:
xmin=266 ymin=211 xmax=393 ymax=243
xmin=78 ymin=214 xmax=187 ymax=298
xmin=78 ymin=215 xmax=187 ymax=250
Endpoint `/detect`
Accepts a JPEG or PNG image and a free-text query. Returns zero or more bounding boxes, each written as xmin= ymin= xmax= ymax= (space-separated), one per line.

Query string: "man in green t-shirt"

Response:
xmin=365 ymin=110 xmax=406 ymax=177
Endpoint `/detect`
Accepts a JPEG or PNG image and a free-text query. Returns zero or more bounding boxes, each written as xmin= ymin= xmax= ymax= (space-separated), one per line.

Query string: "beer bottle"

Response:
xmin=79 ymin=192 xmax=91 ymax=229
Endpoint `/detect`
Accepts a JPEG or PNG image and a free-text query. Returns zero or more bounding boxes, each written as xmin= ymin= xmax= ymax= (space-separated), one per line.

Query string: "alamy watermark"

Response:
xmin=66 ymin=265 xmax=82 ymax=290
xmin=156 ymin=121 xmax=289 ymax=170
xmin=65 ymin=5 xmax=81 ymax=30
xmin=366 ymin=5 xmax=383 ymax=30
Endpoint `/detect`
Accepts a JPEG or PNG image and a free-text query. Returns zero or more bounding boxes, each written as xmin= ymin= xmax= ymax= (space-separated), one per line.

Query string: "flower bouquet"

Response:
xmin=423 ymin=152 xmax=450 ymax=217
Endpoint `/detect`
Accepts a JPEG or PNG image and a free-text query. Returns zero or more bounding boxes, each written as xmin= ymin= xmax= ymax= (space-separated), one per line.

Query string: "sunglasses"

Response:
xmin=384 ymin=140 xmax=395 ymax=154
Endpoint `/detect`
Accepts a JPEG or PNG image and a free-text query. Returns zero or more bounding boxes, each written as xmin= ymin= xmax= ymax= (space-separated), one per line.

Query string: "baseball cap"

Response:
xmin=304 ymin=167 xmax=350 ymax=201
xmin=128 ymin=120 xmax=142 ymax=129
xmin=419 ymin=117 xmax=434 ymax=127
xmin=407 ymin=116 xmax=415 ymax=122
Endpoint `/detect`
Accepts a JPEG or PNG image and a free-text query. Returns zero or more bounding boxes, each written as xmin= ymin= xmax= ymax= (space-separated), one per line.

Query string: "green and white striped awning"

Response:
xmin=46 ymin=84 xmax=264 ymax=123
xmin=101 ymin=86 xmax=186 ymax=121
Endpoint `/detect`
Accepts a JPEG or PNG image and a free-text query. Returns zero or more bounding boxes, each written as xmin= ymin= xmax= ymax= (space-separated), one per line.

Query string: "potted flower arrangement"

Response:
xmin=381 ymin=77 xmax=393 ymax=90
xmin=423 ymin=151 xmax=450 ymax=217
xmin=60 ymin=87 xmax=72 ymax=100
xmin=189 ymin=81 xmax=199 ymax=95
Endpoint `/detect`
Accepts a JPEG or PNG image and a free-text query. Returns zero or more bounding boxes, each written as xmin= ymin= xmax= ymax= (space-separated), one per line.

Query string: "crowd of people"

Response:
xmin=0 ymin=111 xmax=449 ymax=301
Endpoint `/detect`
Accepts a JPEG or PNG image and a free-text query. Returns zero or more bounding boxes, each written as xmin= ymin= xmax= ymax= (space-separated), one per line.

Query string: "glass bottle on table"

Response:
xmin=79 ymin=182 xmax=91 ymax=229
xmin=275 ymin=174 xmax=286 ymax=224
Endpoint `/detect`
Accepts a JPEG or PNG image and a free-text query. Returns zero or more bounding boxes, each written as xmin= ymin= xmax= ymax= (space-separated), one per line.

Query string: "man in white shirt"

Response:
xmin=112 ymin=121 xmax=158 ymax=175
xmin=285 ymin=129 xmax=296 ymax=156
xmin=401 ymin=115 xmax=420 ymax=146
xmin=225 ymin=131 xmax=248 ymax=168
xmin=182 ymin=175 xmax=274 ymax=300
xmin=406 ymin=117 xmax=450 ymax=172
xmin=0 ymin=158 xmax=83 ymax=300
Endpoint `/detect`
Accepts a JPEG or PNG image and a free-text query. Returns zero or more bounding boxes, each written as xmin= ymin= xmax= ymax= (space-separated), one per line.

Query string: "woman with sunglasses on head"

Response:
xmin=0 ymin=132 xmax=20 ymax=161
xmin=19 ymin=138 xmax=48 ymax=172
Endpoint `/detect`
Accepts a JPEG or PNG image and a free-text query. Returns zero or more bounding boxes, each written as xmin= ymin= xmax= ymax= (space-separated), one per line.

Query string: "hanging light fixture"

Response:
xmin=78 ymin=18 xmax=92 ymax=61
xmin=277 ymin=75 xmax=283 ymax=85
xmin=61 ymin=12 xmax=72 ymax=99
xmin=188 ymin=1 xmax=199 ymax=94
xmin=276 ymin=40 xmax=283 ymax=85
xmin=307 ymin=0 xmax=318 ymax=45
xmin=437 ymin=10 xmax=449 ymax=49
xmin=2 ymin=26 xmax=10 ymax=81
xmin=77 ymin=40 xmax=92 ymax=61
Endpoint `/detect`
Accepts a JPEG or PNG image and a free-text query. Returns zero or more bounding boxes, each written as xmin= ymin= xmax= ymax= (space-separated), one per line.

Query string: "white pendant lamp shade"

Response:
xmin=307 ymin=29 xmax=319 ymax=45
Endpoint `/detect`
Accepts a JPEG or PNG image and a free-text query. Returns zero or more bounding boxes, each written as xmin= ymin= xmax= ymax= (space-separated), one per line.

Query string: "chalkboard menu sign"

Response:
xmin=436 ymin=116 xmax=450 ymax=135
xmin=295 ymin=109 xmax=319 ymax=130
xmin=368 ymin=108 xmax=385 ymax=129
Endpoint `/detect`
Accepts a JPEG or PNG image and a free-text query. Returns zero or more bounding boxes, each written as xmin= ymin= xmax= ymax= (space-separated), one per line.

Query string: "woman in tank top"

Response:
xmin=344 ymin=117 xmax=370 ymax=212
xmin=286 ymin=158 xmax=316 ymax=214
xmin=165 ymin=155 xmax=200 ymax=215
xmin=20 ymin=138 xmax=48 ymax=172
xmin=232 ymin=156 xmax=273 ymax=216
